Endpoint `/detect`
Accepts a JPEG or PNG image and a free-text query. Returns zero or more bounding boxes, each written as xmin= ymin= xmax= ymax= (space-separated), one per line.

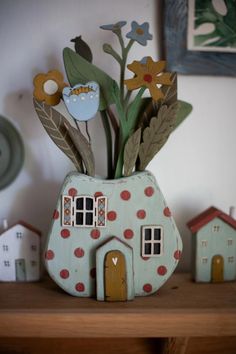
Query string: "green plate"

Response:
xmin=0 ymin=115 xmax=24 ymax=190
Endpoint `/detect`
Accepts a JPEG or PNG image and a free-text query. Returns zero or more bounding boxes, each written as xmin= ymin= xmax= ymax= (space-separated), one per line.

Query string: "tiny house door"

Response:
xmin=104 ymin=250 xmax=127 ymax=301
xmin=211 ymin=255 xmax=224 ymax=283
xmin=15 ymin=259 xmax=26 ymax=281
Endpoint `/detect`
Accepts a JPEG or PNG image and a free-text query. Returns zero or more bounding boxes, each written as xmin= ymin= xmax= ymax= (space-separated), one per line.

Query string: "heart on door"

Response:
xmin=112 ymin=257 xmax=118 ymax=266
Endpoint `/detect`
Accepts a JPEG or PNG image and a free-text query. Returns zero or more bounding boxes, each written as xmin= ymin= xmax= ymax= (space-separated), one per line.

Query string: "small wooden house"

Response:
xmin=187 ymin=207 xmax=236 ymax=283
xmin=0 ymin=221 xmax=41 ymax=282
xmin=45 ymin=171 xmax=182 ymax=301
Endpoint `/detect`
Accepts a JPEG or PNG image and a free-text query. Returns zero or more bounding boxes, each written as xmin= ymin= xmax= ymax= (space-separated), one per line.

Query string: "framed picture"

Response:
xmin=164 ymin=0 xmax=236 ymax=76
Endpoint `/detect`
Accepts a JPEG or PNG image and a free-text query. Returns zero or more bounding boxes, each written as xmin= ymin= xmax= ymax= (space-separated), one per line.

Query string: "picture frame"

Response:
xmin=164 ymin=0 xmax=236 ymax=76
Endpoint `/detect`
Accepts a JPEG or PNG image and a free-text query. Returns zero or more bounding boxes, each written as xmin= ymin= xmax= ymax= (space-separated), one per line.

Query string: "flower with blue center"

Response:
xmin=100 ymin=21 xmax=127 ymax=33
xmin=126 ymin=21 xmax=152 ymax=46
xmin=63 ymin=81 xmax=99 ymax=121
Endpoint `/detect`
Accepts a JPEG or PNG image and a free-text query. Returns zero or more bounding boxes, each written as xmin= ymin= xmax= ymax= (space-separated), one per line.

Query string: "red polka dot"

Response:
xmin=74 ymin=248 xmax=85 ymax=258
xmin=163 ymin=207 xmax=171 ymax=217
xmin=137 ymin=209 xmax=146 ymax=219
xmin=90 ymin=229 xmax=100 ymax=239
xmin=174 ymin=250 xmax=182 ymax=260
xmin=94 ymin=191 xmax=103 ymax=198
xmin=75 ymin=282 xmax=85 ymax=292
xmin=90 ymin=268 xmax=96 ymax=279
xmin=144 ymin=186 xmax=154 ymax=197
xmin=142 ymin=256 xmax=150 ymax=261
xmin=53 ymin=210 xmax=59 ymax=219
xmin=68 ymin=188 xmax=77 ymax=197
xmin=60 ymin=269 xmax=69 ymax=279
xmin=45 ymin=250 xmax=54 ymax=260
xmin=124 ymin=229 xmax=134 ymax=239
xmin=60 ymin=229 xmax=70 ymax=238
xmin=143 ymin=283 xmax=152 ymax=293
xmin=107 ymin=211 xmax=117 ymax=221
xmin=120 ymin=190 xmax=131 ymax=200
xmin=157 ymin=265 xmax=167 ymax=276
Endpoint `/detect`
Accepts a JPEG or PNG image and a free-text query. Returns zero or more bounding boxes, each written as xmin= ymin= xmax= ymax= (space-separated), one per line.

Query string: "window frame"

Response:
xmin=142 ymin=225 xmax=164 ymax=258
xmin=74 ymin=196 xmax=95 ymax=228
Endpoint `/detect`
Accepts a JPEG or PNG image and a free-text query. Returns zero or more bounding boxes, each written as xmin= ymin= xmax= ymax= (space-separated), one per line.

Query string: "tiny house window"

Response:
xmin=212 ymin=225 xmax=220 ymax=232
xmin=62 ymin=195 xmax=107 ymax=228
xmin=2 ymin=245 xmax=9 ymax=252
xmin=4 ymin=260 xmax=10 ymax=267
xmin=228 ymin=239 xmax=233 ymax=246
xmin=142 ymin=226 xmax=163 ymax=257
xmin=74 ymin=196 xmax=95 ymax=227
xmin=201 ymin=240 xmax=208 ymax=247
xmin=31 ymin=260 xmax=37 ymax=267
xmin=31 ymin=245 xmax=37 ymax=251
xmin=16 ymin=232 xmax=23 ymax=239
xmin=228 ymin=256 xmax=234 ymax=263
xmin=202 ymin=257 xmax=208 ymax=264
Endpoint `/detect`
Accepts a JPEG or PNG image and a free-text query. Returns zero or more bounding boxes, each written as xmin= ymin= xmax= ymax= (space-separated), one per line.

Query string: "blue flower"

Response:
xmin=100 ymin=21 xmax=127 ymax=32
xmin=63 ymin=82 xmax=99 ymax=121
xmin=126 ymin=21 xmax=152 ymax=46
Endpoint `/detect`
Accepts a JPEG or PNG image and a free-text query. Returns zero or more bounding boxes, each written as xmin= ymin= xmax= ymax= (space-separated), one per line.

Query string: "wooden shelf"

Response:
xmin=0 ymin=273 xmax=236 ymax=338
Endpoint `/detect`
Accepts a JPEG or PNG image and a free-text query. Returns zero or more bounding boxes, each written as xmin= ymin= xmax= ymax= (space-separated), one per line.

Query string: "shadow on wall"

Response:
xmin=3 ymin=90 xmax=62 ymax=245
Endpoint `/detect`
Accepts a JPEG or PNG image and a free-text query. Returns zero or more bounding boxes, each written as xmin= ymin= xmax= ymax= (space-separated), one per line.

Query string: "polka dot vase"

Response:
xmin=45 ymin=171 xmax=182 ymax=301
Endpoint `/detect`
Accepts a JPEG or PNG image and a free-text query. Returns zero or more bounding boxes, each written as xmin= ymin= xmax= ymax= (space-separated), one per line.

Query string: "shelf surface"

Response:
xmin=0 ymin=273 xmax=236 ymax=338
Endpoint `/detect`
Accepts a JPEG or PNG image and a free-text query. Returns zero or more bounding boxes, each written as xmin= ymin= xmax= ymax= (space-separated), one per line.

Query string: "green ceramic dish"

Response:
xmin=0 ymin=115 xmax=24 ymax=190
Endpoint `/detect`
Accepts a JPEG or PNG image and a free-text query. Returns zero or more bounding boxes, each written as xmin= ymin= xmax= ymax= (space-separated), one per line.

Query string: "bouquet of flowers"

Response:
xmin=33 ymin=21 xmax=191 ymax=179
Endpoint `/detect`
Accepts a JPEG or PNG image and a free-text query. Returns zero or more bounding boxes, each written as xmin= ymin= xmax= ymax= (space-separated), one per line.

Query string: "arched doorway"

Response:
xmin=211 ymin=255 xmax=224 ymax=283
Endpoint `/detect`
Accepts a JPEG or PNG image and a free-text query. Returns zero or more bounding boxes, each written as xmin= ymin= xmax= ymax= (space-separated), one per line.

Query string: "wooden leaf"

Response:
xmin=138 ymin=102 xmax=179 ymax=171
xmin=65 ymin=122 xmax=95 ymax=177
xmin=33 ymin=99 xmax=83 ymax=172
xmin=123 ymin=128 xmax=141 ymax=177
xmin=63 ymin=47 xmax=118 ymax=111
xmin=136 ymin=73 xmax=177 ymax=131
xmin=162 ymin=72 xmax=177 ymax=106
xmin=175 ymin=100 xmax=193 ymax=129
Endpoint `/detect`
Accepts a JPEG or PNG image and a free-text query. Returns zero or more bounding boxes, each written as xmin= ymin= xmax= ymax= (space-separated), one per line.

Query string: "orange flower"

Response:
xmin=124 ymin=57 xmax=172 ymax=101
xmin=33 ymin=70 xmax=67 ymax=106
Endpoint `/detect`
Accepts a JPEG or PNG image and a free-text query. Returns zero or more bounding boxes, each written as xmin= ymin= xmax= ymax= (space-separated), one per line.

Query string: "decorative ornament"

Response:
xmin=126 ymin=21 xmax=153 ymax=46
xmin=62 ymin=82 xmax=99 ymax=121
xmin=124 ymin=57 xmax=172 ymax=101
xmin=33 ymin=70 xmax=67 ymax=106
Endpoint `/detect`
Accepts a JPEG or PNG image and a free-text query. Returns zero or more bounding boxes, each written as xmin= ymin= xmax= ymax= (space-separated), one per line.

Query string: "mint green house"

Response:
xmin=44 ymin=171 xmax=182 ymax=301
xmin=187 ymin=207 xmax=236 ymax=283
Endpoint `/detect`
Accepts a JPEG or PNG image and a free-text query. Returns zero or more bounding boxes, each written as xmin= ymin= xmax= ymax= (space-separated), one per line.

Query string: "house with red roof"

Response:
xmin=187 ymin=207 xmax=236 ymax=283
xmin=0 ymin=221 xmax=41 ymax=282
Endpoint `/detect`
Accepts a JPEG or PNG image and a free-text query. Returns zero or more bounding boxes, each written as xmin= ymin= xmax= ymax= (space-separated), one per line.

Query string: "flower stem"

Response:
xmin=120 ymin=39 xmax=134 ymax=104
xmin=100 ymin=110 xmax=113 ymax=179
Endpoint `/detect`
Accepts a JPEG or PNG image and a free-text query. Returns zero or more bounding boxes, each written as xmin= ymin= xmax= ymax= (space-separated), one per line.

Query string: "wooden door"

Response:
xmin=104 ymin=250 xmax=127 ymax=302
xmin=15 ymin=259 xmax=26 ymax=281
xmin=211 ymin=255 xmax=224 ymax=283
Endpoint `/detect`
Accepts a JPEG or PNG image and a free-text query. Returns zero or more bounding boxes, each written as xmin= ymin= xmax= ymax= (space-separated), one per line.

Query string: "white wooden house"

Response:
xmin=0 ymin=221 xmax=41 ymax=282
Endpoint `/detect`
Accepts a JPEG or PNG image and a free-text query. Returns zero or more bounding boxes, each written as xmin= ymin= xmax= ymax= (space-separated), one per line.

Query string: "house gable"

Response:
xmin=187 ymin=206 xmax=236 ymax=234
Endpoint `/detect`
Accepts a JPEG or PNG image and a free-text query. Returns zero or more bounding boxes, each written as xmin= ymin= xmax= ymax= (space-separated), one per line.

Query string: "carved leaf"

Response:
xmin=65 ymin=122 xmax=95 ymax=177
xmin=138 ymin=102 xmax=179 ymax=171
xmin=124 ymin=128 xmax=141 ymax=177
xmin=33 ymin=99 xmax=83 ymax=172
xmin=137 ymin=73 xmax=177 ymax=131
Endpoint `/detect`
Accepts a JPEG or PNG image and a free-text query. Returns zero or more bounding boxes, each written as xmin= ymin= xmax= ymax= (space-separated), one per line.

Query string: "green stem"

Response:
xmin=103 ymin=44 xmax=122 ymax=65
xmin=120 ymin=39 xmax=134 ymax=104
xmin=100 ymin=110 xmax=113 ymax=179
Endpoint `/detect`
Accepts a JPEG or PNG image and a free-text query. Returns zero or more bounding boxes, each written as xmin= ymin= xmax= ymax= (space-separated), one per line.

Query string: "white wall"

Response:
xmin=0 ymin=0 xmax=235 ymax=271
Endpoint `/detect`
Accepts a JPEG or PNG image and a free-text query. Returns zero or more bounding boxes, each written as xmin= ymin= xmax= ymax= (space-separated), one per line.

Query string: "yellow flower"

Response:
xmin=124 ymin=57 xmax=172 ymax=101
xmin=33 ymin=70 xmax=67 ymax=106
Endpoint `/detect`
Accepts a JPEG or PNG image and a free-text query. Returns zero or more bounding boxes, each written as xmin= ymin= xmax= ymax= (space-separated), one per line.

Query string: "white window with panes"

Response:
xmin=62 ymin=195 xmax=107 ymax=228
xmin=142 ymin=226 xmax=163 ymax=257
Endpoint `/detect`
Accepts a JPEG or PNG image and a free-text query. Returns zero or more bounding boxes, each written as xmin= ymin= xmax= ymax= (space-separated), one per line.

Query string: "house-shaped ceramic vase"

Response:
xmin=0 ymin=221 xmax=41 ymax=282
xmin=45 ymin=171 xmax=182 ymax=301
xmin=187 ymin=206 xmax=236 ymax=283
